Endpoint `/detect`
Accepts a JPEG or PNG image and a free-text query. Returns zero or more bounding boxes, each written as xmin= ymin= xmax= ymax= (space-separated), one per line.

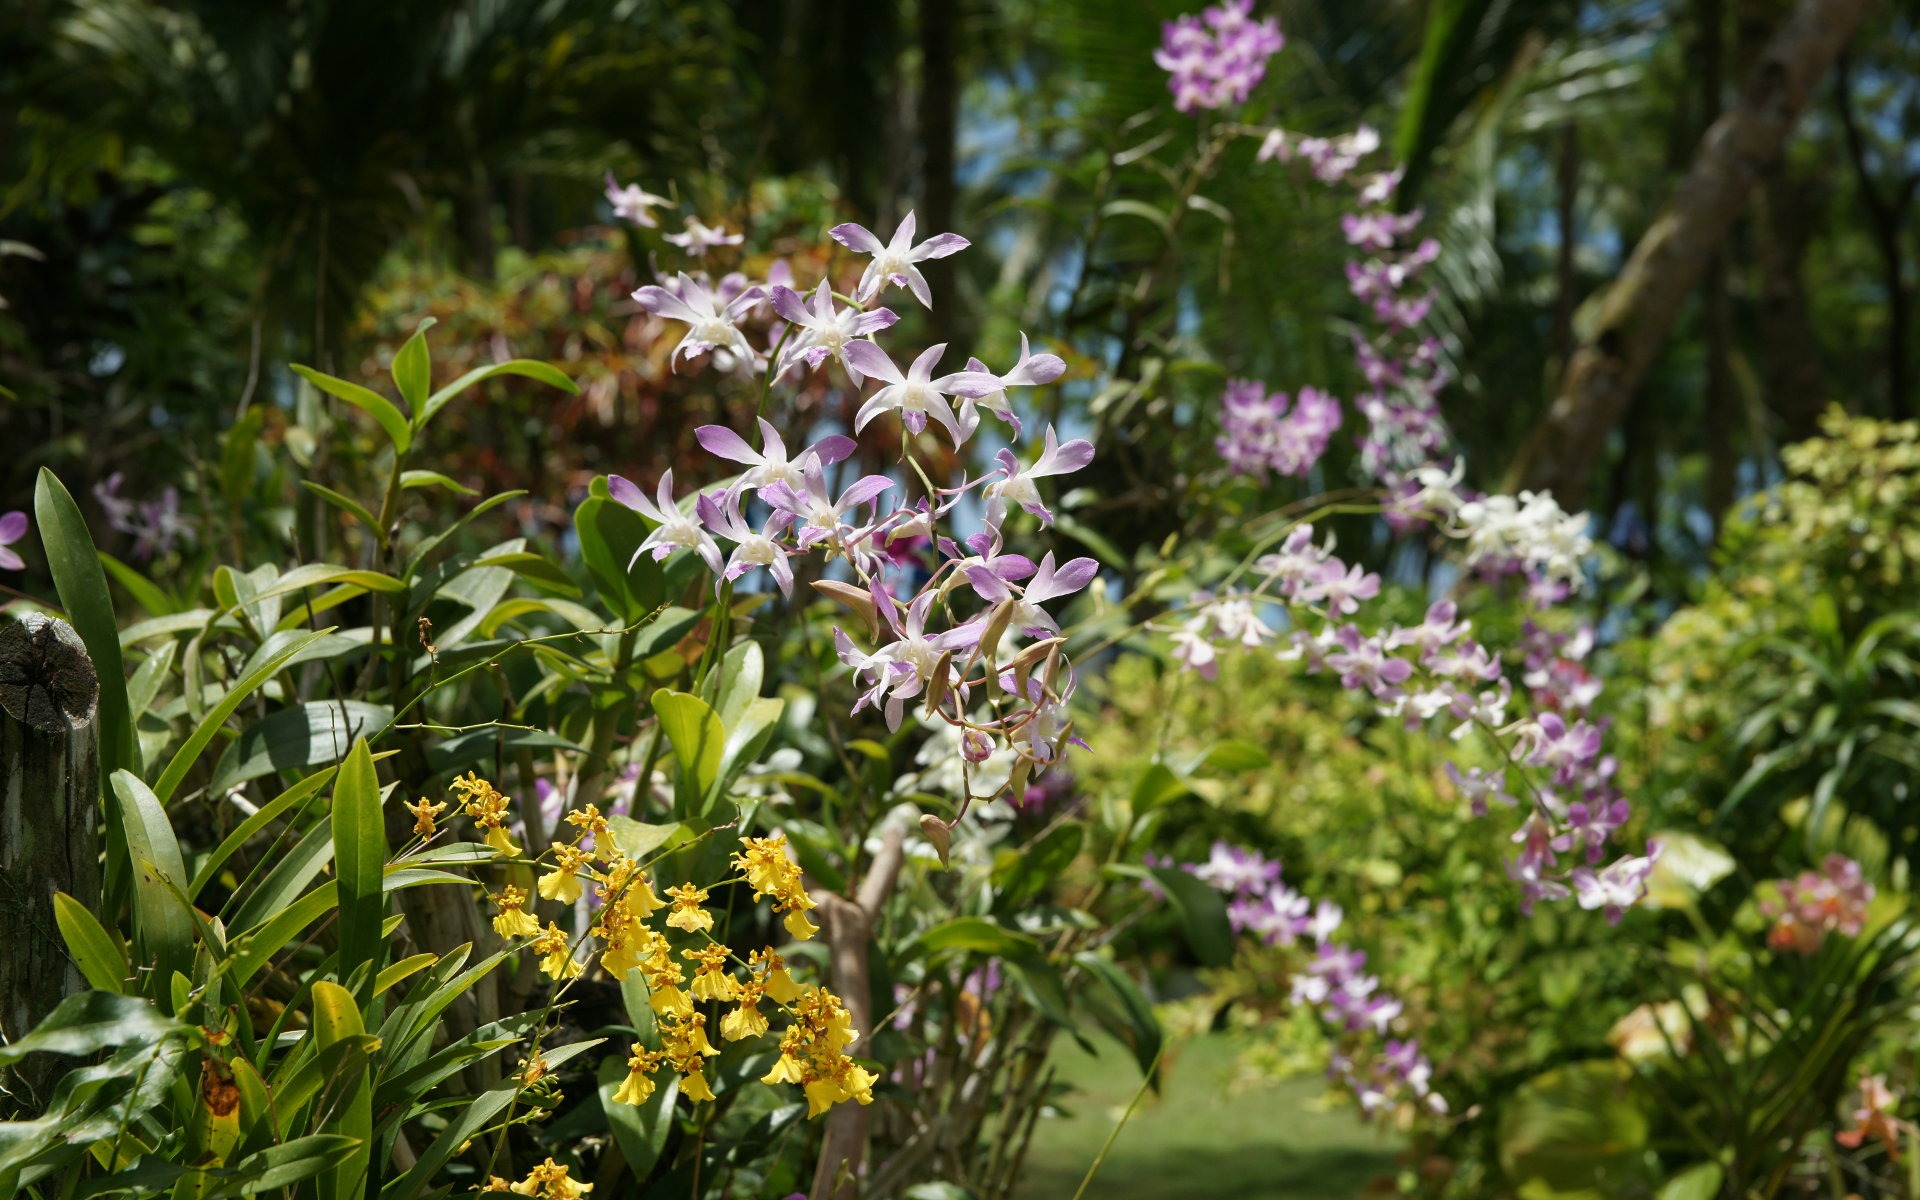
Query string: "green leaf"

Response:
xmin=332 ymin=741 xmax=388 ymax=1007
xmin=53 ymin=893 xmax=128 ymax=993
xmin=152 ymin=629 xmax=331 ymax=805
xmin=35 ymin=469 xmax=134 ymax=782
xmin=190 ymin=764 xmax=342 ymax=899
xmin=385 ymin=1039 xmax=601 ymax=1200
xmin=1073 ymin=952 xmax=1163 ymax=1083
xmin=993 ymin=824 xmax=1084 ymax=912
xmin=390 ymin=319 xmax=435 ymax=413
xmin=908 ymin=917 xmax=1040 ymax=961
xmin=399 ymin=470 xmax=477 ymax=496
xmin=112 ymin=771 xmax=194 ymax=991
xmin=1146 ymin=866 xmax=1235 ymax=967
xmin=1497 ymin=1060 xmax=1651 ymax=1196
xmin=605 ymin=816 xmax=693 ymax=862
xmin=300 ymin=481 xmax=381 ymax=532
xmin=573 ymin=476 xmax=667 ymax=621
xmin=309 ymin=982 xmax=373 ymax=1200
xmin=653 ymin=689 xmax=726 ymax=819
xmin=597 ymin=1056 xmax=679 ymax=1181
xmin=206 ymin=1135 xmax=363 ymax=1198
xmin=291 ymin=364 xmax=412 ymax=453
xmin=418 ymin=358 xmax=578 ymax=432
xmin=99 ymin=552 xmax=176 ymax=616
xmin=210 ymin=702 xmax=390 ymax=796
xmin=0 ymin=990 xmax=184 ymax=1067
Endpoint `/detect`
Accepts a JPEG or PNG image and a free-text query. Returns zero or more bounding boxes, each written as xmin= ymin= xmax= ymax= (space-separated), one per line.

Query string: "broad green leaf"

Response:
xmin=205 ymin=1135 xmax=363 ymax=1198
xmin=53 ymin=893 xmax=128 ymax=993
xmin=715 ymin=696 xmax=784 ymax=804
xmin=1074 ymin=952 xmax=1163 ymax=1083
xmin=309 ymin=982 xmax=373 ymax=1200
xmin=597 ymin=1055 xmax=679 ymax=1180
xmin=35 ymin=469 xmax=134 ymax=782
xmin=0 ymin=991 xmax=184 ymax=1066
xmin=332 ymin=741 xmax=389 ymax=1007
xmin=653 ymin=689 xmax=726 ymax=819
xmin=1497 ymin=1060 xmax=1651 ymax=1196
xmin=291 ymin=364 xmax=411 ymax=453
xmin=1145 ymin=866 xmax=1235 ymax=967
xmin=210 ymin=701 xmax=390 ymax=795
xmin=113 ymin=771 xmax=194 ymax=991
xmin=229 ymin=816 xmax=334 ymax=932
xmin=715 ymin=640 xmax=765 ymax=729
xmin=605 ymin=816 xmax=693 ymax=862
xmin=152 ymin=629 xmax=331 ymax=804
xmin=908 ymin=917 xmax=1040 ymax=961
xmin=249 ymin=563 xmax=404 ymax=603
xmin=390 ymin=319 xmax=435 ymax=413
xmin=418 ymin=358 xmax=577 ymax=432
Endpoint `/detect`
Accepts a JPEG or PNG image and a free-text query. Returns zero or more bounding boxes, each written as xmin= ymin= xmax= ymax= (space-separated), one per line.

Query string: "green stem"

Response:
xmin=1069 ymin=1041 xmax=1164 ymax=1200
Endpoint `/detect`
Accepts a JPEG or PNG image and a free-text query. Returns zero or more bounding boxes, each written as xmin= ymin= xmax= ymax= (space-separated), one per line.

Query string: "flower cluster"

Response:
xmin=93 ymin=474 xmax=195 ymax=561
xmin=1177 ymin=840 xmax=1443 ymax=1118
xmin=1402 ymin=462 xmax=1595 ymax=592
xmin=445 ymin=772 xmax=869 ymax=1119
xmin=611 ymin=203 xmax=1097 ymax=808
xmin=1163 ymin=523 xmax=1654 ymax=919
xmin=1759 ymin=854 xmax=1874 ymax=955
xmin=489 ymin=1157 xmax=591 ymax=1198
xmin=1215 ymin=380 xmax=1341 ymax=481
xmin=1154 ymin=0 xmax=1285 ymax=113
xmin=452 ymin=771 xmax=522 ymax=857
xmin=1837 ymin=1073 xmax=1915 ymax=1159
xmin=1256 ymin=124 xmax=1454 ymax=490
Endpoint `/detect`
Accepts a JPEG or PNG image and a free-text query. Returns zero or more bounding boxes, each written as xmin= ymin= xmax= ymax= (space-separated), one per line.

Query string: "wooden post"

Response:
xmin=0 ymin=613 xmax=102 ymax=1108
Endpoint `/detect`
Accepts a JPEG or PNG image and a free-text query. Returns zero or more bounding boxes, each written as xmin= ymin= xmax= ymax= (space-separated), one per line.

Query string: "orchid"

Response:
xmin=836 ymin=588 xmax=981 ymax=731
xmin=0 ymin=510 xmax=26 ymax=571
xmin=694 ymin=418 xmax=855 ymax=493
xmin=607 ymin=470 xmax=725 ymax=575
xmin=604 ymin=173 xmax=668 ymax=227
xmin=760 ymin=463 xmax=894 ymax=555
xmin=696 ymin=487 xmax=796 ymax=598
xmin=1154 ymin=0 xmax=1285 ymax=113
xmin=945 ymin=335 xmax=1068 ymax=441
xmin=769 ymin=281 xmax=899 ymax=383
xmin=841 ymin=341 xmax=967 ymax=443
xmin=829 ymin=211 xmax=969 ymax=308
xmin=631 ymin=273 xmax=765 ymax=370
xmin=663 ymin=216 xmax=744 ymax=255
xmin=982 ymin=425 xmax=1095 ymax=530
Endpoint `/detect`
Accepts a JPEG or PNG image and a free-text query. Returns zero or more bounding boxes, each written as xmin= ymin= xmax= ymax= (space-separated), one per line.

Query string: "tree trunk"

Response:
xmin=1507 ymin=0 xmax=1880 ymax=505
xmin=1699 ymin=0 xmax=1739 ymax=534
xmin=1835 ymin=52 xmax=1917 ymax=421
xmin=0 ymin=614 xmax=101 ymax=1111
xmin=810 ymin=827 xmax=907 ymax=1200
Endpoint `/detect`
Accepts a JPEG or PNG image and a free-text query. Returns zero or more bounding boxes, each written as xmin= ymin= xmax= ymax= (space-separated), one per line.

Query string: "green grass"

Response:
xmin=1013 ymin=1033 xmax=1401 ymax=1200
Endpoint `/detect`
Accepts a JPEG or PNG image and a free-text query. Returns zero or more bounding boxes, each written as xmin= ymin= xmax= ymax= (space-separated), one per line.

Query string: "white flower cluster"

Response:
xmin=1407 ymin=461 xmax=1594 ymax=589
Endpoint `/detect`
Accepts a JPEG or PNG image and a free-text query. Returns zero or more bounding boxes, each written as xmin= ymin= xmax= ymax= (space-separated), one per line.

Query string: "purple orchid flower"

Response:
xmin=945 ymin=334 xmax=1068 ymax=440
xmin=760 ymin=462 xmax=894 ymax=553
xmin=770 ymin=281 xmax=899 ymax=383
xmin=829 ymin=211 xmax=970 ymax=308
xmin=604 ymin=173 xmax=668 ymax=227
xmin=842 ymin=341 xmax=967 ymax=443
xmin=607 ymin=469 xmax=727 ymax=576
xmin=694 ymin=417 xmax=856 ymax=494
xmin=982 ymin=425 xmax=1095 ymax=530
xmin=0 ymin=511 xmax=27 ymax=571
xmin=631 ymin=272 xmax=765 ymax=370
xmin=663 ymin=216 xmax=743 ymax=255
xmin=696 ymin=487 xmax=796 ymax=597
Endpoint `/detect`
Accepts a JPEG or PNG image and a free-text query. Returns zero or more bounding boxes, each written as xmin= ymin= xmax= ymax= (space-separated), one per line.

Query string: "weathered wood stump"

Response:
xmin=1 ymin=613 xmax=102 ymax=1108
